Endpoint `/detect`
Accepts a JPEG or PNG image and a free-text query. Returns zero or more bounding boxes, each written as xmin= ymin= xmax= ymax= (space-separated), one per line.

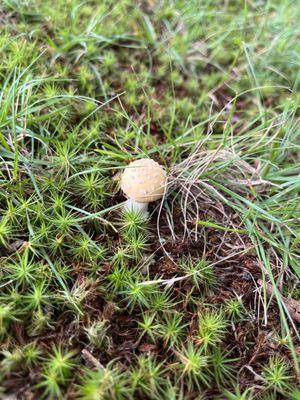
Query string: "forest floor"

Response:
xmin=0 ymin=1 xmax=299 ymax=399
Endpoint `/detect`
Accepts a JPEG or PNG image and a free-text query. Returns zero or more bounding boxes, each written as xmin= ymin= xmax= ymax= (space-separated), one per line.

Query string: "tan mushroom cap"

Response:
xmin=121 ymin=158 xmax=167 ymax=203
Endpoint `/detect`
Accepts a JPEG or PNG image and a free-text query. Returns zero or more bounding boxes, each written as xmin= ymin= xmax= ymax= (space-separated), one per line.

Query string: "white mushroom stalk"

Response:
xmin=120 ymin=158 xmax=167 ymax=216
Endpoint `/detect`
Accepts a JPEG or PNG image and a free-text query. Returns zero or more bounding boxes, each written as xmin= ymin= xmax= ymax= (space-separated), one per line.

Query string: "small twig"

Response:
xmin=81 ymin=349 xmax=103 ymax=370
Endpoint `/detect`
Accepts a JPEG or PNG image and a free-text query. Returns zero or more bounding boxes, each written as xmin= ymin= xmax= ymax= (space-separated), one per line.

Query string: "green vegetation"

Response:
xmin=0 ymin=0 xmax=299 ymax=398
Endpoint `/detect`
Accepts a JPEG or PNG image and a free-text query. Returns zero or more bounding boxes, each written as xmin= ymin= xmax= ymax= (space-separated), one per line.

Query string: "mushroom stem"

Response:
xmin=124 ymin=199 xmax=148 ymax=215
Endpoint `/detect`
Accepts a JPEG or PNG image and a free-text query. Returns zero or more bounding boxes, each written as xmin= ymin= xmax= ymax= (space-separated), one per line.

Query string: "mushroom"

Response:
xmin=120 ymin=158 xmax=167 ymax=215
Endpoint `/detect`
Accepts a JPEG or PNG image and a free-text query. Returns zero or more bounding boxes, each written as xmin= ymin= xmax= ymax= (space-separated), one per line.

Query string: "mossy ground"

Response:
xmin=0 ymin=1 xmax=299 ymax=399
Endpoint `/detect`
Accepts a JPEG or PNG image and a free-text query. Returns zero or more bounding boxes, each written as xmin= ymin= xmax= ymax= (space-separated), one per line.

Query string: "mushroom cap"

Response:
xmin=121 ymin=158 xmax=167 ymax=203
